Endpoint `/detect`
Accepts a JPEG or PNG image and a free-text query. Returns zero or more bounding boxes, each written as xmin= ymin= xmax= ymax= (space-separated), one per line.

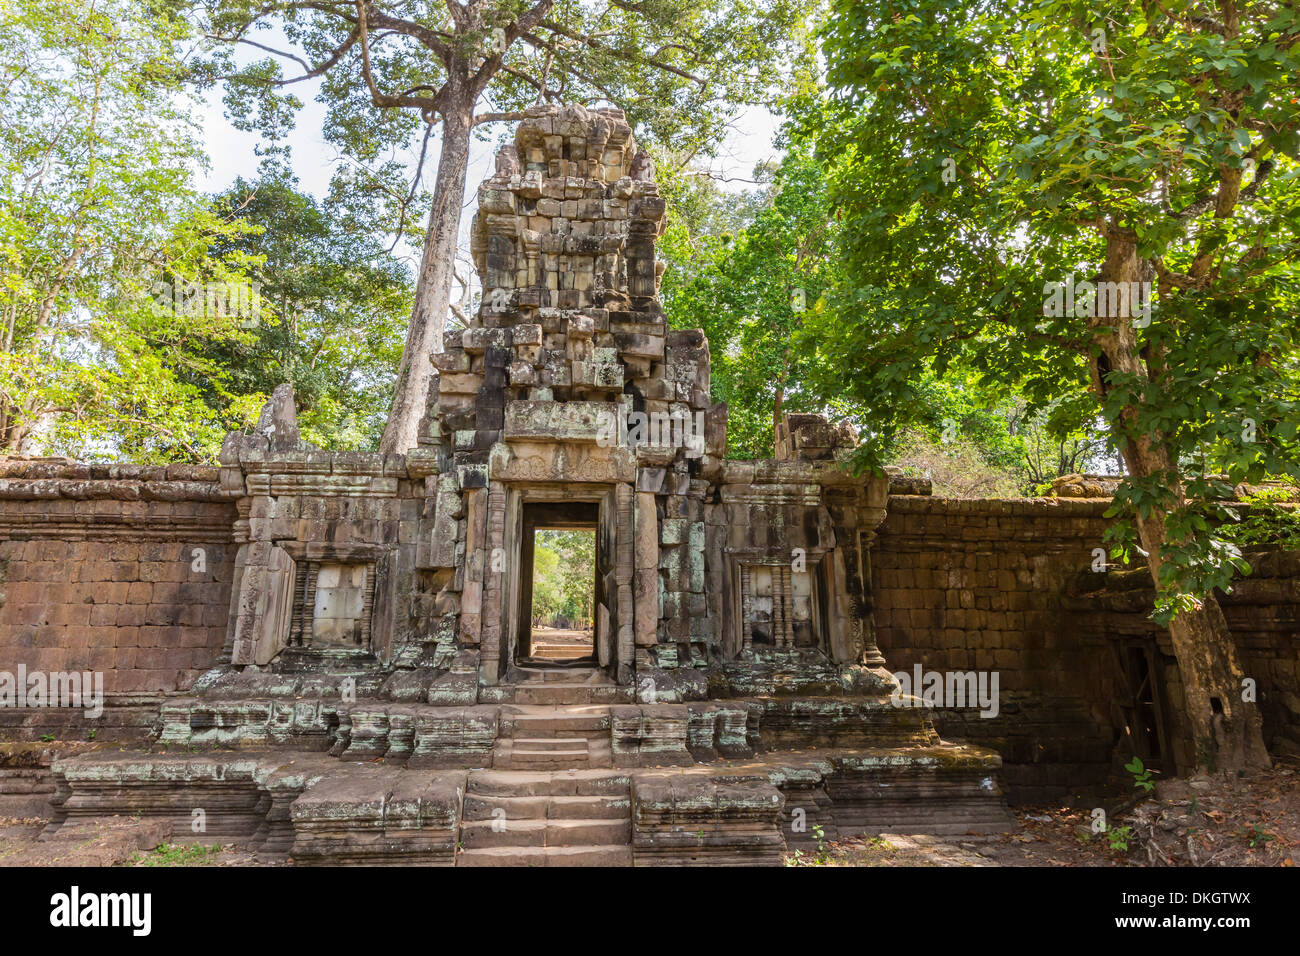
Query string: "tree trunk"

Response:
xmin=1117 ymin=436 xmax=1270 ymax=772
xmin=1090 ymin=232 xmax=1270 ymax=773
xmin=378 ymin=100 xmax=473 ymax=454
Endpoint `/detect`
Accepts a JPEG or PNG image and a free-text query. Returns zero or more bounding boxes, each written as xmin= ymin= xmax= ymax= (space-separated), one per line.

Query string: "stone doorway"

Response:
xmin=516 ymin=501 xmax=601 ymax=667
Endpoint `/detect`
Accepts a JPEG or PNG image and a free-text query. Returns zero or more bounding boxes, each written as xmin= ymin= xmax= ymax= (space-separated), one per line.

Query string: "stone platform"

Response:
xmin=154 ymin=690 xmax=941 ymax=768
xmin=43 ymin=733 xmax=1014 ymax=866
xmin=39 ymin=665 xmax=1022 ymax=866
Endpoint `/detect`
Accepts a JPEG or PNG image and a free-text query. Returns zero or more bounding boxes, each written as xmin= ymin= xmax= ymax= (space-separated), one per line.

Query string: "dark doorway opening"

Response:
xmin=516 ymin=501 xmax=599 ymax=667
xmin=1113 ymin=638 xmax=1171 ymax=774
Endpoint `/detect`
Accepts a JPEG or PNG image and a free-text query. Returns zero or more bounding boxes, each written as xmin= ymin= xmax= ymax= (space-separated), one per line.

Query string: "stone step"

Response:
xmin=511 ymin=736 xmax=590 ymax=753
xmin=460 ymin=818 xmax=631 ymax=849
xmin=507 ymin=709 xmax=611 ymax=737
xmin=462 ymin=793 xmax=630 ymax=821
xmin=456 ymin=844 xmax=633 ymax=867
xmin=550 ymin=793 xmax=630 ymax=819
xmin=492 ymin=730 xmax=615 ymax=770
xmin=462 ymin=794 xmax=548 ymax=821
xmin=511 ymin=684 xmax=624 ymax=705
xmin=550 ymin=818 xmax=632 ymax=846
xmin=466 ymin=769 xmax=630 ymax=799
xmin=460 ymin=818 xmax=546 ymax=848
xmin=506 ymin=750 xmax=592 ymax=771
xmin=510 ymin=667 xmax=606 ymax=684
xmin=491 ymin=739 xmax=586 ymax=771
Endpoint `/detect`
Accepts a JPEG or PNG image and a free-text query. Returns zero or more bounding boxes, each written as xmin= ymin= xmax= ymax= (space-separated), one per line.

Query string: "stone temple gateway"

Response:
xmin=221 ymin=103 xmax=908 ymax=711
xmin=7 ymin=105 xmax=1043 ymax=864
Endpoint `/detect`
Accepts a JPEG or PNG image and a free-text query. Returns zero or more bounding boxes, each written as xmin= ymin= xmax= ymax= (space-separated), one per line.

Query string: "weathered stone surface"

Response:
xmin=631 ymin=773 xmax=785 ymax=866
xmin=254 ymin=383 xmax=304 ymax=452
xmin=289 ymin=767 xmax=465 ymax=866
xmin=503 ymin=401 xmax=618 ymax=443
xmin=610 ymin=705 xmax=692 ymax=767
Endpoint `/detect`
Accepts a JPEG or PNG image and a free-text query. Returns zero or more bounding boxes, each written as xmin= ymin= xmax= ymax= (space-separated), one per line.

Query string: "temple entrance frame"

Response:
xmin=489 ymin=483 xmax=627 ymax=686
xmin=515 ymin=500 xmax=600 ymax=665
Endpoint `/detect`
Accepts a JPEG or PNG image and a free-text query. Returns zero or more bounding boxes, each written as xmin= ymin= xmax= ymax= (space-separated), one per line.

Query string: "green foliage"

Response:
xmin=0 ymin=0 xmax=263 ymax=461
xmin=197 ymin=0 xmax=822 ymax=238
xmin=191 ymin=173 xmax=414 ymax=450
xmin=661 ymin=131 xmax=840 ymax=457
xmin=802 ymin=0 xmax=1300 ymax=617
xmin=531 ymin=530 xmax=595 ymax=626
xmin=879 ymin=372 xmax=1116 ymax=494
xmin=811 ymin=823 xmax=827 ymax=857
xmin=1224 ymin=486 xmax=1300 ymax=550
xmin=888 ymin=429 xmax=1025 ymax=498
xmin=659 ymin=95 xmax=1112 ymax=479
xmin=1239 ymin=822 xmax=1276 ymax=848
xmin=1106 ymin=824 xmax=1133 ymax=853
xmin=1125 ymin=756 xmax=1156 ymax=794
xmin=134 ymin=843 xmax=222 ymax=866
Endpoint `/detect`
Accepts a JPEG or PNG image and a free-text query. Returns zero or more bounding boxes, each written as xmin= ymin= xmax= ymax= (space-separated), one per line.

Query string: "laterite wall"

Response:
xmin=0 ymin=459 xmax=237 ymax=740
xmin=872 ymin=495 xmax=1300 ymax=803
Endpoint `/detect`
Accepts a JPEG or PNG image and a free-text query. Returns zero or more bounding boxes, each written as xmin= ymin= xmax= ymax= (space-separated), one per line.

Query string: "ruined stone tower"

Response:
xmin=210 ymin=103 xmax=900 ymax=706
xmin=409 ymin=104 xmax=723 ymax=692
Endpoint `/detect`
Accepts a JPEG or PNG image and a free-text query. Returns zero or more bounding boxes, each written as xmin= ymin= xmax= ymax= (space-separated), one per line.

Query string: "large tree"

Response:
xmin=200 ymin=0 xmax=817 ymax=453
xmin=191 ymin=172 xmax=415 ymax=449
xmin=661 ymin=132 xmax=838 ymax=457
xmin=807 ymin=0 xmax=1300 ymax=771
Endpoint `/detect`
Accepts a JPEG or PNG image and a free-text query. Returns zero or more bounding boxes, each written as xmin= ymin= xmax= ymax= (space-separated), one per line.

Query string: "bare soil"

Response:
xmin=786 ymin=766 xmax=1300 ymax=867
xmin=0 ymin=817 xmax=268 ymax=867
xmin=530 ymin=626 xmax=594 ymax=645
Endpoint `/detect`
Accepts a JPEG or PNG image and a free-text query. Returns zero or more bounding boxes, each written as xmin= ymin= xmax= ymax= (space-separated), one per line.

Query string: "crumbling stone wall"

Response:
xmin=0 ymin=460 xmax=237 ymax=739
xmin=1220 ymin=551 xmax=1300 ymax=761
xmin=1065 ymin=547 xmax=1300 ymax=770
xmin=872 ymin=494 xmax=1300 ymax=802
xmin=872 ymin=496 xmax=1120 ymax=802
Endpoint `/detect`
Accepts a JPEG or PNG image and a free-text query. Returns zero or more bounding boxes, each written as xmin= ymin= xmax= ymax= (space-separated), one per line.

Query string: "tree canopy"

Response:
xmin=799 ymin=0 xmax=1300 ymax=769
xmin=196 ymin=0 xmax=822 ymax=453
xmin=531 ymin=529 xmax=595 ymax=626
xmin=0 ymin=0 xmax=261 ymax=461
xmin=195 ymin=172 xmax=416 ymax=449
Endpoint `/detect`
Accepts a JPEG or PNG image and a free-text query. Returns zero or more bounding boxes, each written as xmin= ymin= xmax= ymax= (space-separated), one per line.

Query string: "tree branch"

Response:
xmin=362 ymin=3 xmax=453 ymax=63
xmin=468 ymin=0 xmax=555 ymax=95
xmin=536 ymin=19 xmax=704 ymax=85
xmin=355 ymin=1 xmax=442 ymax=113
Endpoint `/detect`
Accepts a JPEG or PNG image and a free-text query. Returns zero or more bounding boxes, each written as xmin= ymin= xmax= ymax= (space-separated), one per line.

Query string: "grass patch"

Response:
xmin=133 ymin=843 xmax=222 ymax=867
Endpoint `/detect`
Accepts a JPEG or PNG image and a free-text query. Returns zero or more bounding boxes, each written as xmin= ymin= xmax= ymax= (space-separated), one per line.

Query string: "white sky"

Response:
xmin=196 ymin=80 xmax=783 ymax=284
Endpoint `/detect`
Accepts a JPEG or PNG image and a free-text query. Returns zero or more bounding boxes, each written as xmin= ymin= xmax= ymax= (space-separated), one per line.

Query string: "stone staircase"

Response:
xmin=493 ymin=705 xmax=613 ymax=770
xmin=457 ymin=770 xmax=633 ymax=866
xmin=484 ymin=666 xmax=635 ymax=705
